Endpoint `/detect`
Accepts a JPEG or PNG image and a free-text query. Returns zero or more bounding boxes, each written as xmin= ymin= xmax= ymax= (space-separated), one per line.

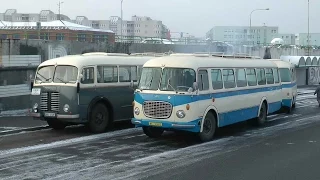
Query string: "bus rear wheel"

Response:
xmin=142 ymin=126 xmax=164 ymax=138
xmin=46 ymin=119 xmax=66 ymax=130
xmin=88 ymin=103 xmax=109 ymax=133
xmin=198 ymin=112 xmax=216 ymax=142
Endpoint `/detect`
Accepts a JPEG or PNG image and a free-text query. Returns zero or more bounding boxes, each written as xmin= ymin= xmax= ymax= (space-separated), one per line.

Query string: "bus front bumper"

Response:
xmin=30 ymin=112 xmax=80 ymax=119
xmin=131 ymin=118 xmax=201 ymax=133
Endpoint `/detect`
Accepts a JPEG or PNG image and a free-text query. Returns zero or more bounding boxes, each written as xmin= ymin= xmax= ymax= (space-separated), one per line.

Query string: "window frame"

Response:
xmin=197 ymin=69 xmax=209 ymax=91
xmin=80 ymin=66 xmax=95 ymax=84
xmin=235 ymin=68 xmax=247 ymax=88
xmin=210 ymin=68 xmax=223 ymax=90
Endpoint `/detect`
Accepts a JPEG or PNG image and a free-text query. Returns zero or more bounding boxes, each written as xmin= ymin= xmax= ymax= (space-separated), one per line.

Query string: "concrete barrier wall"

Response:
xmin=1 ymin=55 xmax=41 ymax=67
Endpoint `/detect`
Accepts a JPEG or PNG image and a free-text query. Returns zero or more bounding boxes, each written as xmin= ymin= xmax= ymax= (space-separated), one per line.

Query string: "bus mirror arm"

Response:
xmin=30 ymin=81 xmax=34 ymax=91
xmin=77 ymin=82 xmax=80 ymax=93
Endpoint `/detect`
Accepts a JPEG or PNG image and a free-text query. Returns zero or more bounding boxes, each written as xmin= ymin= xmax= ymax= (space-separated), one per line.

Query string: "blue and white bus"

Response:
xmin=269 ymin=59 xmax=297 ymax=113
xmin=131 ymin=54 xmax=285 ymax=142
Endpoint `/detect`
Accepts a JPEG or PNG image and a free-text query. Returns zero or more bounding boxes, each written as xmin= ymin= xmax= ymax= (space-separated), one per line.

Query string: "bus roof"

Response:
xmin=38 ymin=53 xmax=162 ymax=68
xmin=143 ymin=55 xmax=278 ymax=69
xmin=268 ymin=59 xmax=295 ymax=69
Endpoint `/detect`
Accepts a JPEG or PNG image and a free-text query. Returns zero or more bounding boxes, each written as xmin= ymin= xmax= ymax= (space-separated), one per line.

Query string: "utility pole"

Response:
xmin=307 ymin=0 xmax=310 ymax=55
xmin=120 ymin=0 xmax=124 ymax=42
xmin=58 ymin=1 xmax=64 ymax=20
xmin=249 ymin=8 xmax=269 ymax=46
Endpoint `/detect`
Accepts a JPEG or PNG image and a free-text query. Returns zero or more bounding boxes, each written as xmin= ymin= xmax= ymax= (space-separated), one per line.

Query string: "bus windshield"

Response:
xmin=159 ymin=68 xmax=196 ymax=91
xmin=35 ymin=65 xmax=78 ymax=84
xmin=138 ymin=67 xmax=196 ymax=92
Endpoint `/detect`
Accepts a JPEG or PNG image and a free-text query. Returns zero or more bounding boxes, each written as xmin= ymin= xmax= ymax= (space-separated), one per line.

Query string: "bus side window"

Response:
xmin=246 ymin=68 xmax=257 ymax=86
xmin=96 ymin=66 xmax=118 ymax=83
xmin=236 ymin=68 xmax=247 ymax=87
xmin=273 ymin=68 xmax=280 ymax=83
xmin=81 ymin=67 xmax=94 ymax=84
xmin=119 ymin=66 xmax=130 ymax=82
xmin=257 ymin=68 xmax=266 ymax=85
xmin=266 ymin=68 xmax=274 ymax=84
xmin=223 ymin=69 xmax=236 ymax=89
xmin=211 ymin=69 xmax=223 ymax=90
xmin=198 ymin=70 xmax=209 ymax=91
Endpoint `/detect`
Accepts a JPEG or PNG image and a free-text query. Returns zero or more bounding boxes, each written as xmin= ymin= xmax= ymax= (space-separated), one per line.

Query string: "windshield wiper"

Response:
xmin=55 ymin=77 xmax=68 ymax=84
xmin=167 ymin=78 xmax=177 ymax=93
xmin=36 ymin=72 xmax=51 ymax=84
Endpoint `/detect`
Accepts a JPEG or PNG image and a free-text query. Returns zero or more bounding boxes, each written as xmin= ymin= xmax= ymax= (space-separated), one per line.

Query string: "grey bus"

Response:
xmin=30 ymin=52 xmax=162 ymax=133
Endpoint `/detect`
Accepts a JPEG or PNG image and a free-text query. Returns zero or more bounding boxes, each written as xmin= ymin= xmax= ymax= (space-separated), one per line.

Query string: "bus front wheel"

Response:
xmin=142 ymin=126 xmax=164 ymax=138
xmin=88 ymin=103 xmax=109 ymax=133
xmin=198 ymin=112 xmax=216 ymax=142
xmin=46 ymin=119 xmax=66 ymax=130
xmin=254 ymin=102 xmax=267 ymax=126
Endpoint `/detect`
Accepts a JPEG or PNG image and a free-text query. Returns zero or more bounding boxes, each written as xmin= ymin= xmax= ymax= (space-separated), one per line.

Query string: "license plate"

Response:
xmin=31 ymin=88 xmax=41 ymax=95
xmin=149 ymin=122 xmax=162 ymax=127
xmin=44 ymin=112 xmax=56 ymax=118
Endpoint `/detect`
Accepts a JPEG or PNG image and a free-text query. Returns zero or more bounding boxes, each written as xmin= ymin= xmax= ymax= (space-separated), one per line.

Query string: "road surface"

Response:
xmin=0 ymin=91 xmax=319 ymax=179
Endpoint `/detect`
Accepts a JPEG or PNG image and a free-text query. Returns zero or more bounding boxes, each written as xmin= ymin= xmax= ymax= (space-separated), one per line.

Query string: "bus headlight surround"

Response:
xmin=134 ymin=107 xmax=140 ymax=115
xmin=176 ymin=110 xmax=186 ymax=118
xmin=63 ymin=104 xmax=70 ymax=112
xmin=33 ymin=103 xmax=38 ymax=113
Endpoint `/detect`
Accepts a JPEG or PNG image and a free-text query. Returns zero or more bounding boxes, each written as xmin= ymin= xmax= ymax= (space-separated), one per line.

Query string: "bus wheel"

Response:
xmin=142 ymin=126 xmax=164 ymax=138
xmin=89 ymin=103 xmax=109 ymax=133
xmin=46 ymin=119 xmax=66 ymax=130
xmin=198 ymin=112 xmax=216 ymax=142
xmin=255 ymin=102 xmax=267 ymax=126
xmin=292 ymin=97 xmax=296 ymax=109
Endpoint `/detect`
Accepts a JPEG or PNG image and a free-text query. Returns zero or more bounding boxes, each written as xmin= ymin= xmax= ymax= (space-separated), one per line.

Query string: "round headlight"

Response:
xmin=176 ymin=110 xmax=186 ymax=118
xmin=33 ymin=103 xmax=38 ymax=113
xmin=63 ymin=104 xmax=70 ymax=112
xmin=134 ymin=107 xmax=140 ymax=115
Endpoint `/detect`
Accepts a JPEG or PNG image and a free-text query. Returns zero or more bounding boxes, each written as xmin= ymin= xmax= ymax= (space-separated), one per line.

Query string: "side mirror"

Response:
xmin=129 ymin=80 xmax=134 ymax=88
xmin=79 ymin=74 xmax=84 ymax=81
xmin=192 ymin=82 xmax=199 ymax=91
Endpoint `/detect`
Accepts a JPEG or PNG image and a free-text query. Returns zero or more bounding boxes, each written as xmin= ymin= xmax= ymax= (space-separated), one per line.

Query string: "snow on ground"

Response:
xmin=0 ymin=109 xmax=30 ymax=118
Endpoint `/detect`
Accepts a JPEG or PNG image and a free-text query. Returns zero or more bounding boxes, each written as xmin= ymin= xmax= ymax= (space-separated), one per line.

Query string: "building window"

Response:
xmin=1 ymin=34 xmax=7 ymax=39
xmin=56 ymin=33 xmax=65 ymax=41
xmin=13 ymin=34 xmax=20 ymax=39
xmin=40 ymin=33 xmax=50 ymax=40
xmin=77 ymin=34 xmax=86 ymax=42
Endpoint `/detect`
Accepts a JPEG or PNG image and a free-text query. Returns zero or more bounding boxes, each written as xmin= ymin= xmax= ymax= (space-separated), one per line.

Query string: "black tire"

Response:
xmin=198 ymin=112 xmax=216 ymax=142
xmin=292 ymin=96 xmax=296 ymax=109
xmin=47 ymin=119 xmax=66 ymax=130
xmin=88 ymin=103 xmax=110 ymax=133
xmin=254 ymin=102 xmax=267 ymax=126
xmin=142 ymin=126 xmax=164 ymax=138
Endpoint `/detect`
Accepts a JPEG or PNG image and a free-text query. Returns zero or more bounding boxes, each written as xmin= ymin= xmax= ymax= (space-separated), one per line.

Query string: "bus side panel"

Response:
xmin=94 ymin=85 xmax=134 ymax=121
xmin=215 ymin=86 xmax=282 ymax=127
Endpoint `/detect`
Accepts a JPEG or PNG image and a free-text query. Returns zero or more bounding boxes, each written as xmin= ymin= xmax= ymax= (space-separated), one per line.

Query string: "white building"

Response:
xmin=0 ymin=9 xmax=70 ymax=22
xmin=277 ymin=33 xmax=295 ymax=45
xmin=72 ymin=15 xmax=169 ymax=40
xmin=295 ymin=33 xmax=320 ymax=46
xmin=206 ymin=26 xmax=279 ymax=46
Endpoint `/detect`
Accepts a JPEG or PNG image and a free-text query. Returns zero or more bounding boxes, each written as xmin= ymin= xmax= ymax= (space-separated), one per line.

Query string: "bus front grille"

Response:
xmin=40 ymin=92 xmax=60 ymax=112
xmin=143 ymin=101 xmax=172 ymax=119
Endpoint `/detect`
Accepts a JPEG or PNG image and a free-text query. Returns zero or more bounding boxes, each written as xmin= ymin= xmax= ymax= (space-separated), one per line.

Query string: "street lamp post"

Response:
xmin=120 ymin=0 xmax=123 ymax=42
xmin=249 ymin=8 xmax=269 ymax=45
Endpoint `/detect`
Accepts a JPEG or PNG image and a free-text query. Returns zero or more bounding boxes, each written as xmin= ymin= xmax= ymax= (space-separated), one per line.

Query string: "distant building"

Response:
xmin=206 ymin=25 xmax=279 ymax=46
xmin=0 ymin=20 xmax=115 ymax=44
xmin=295 ymin=33 xmax=320 ymax=46
xmin=73 ymin=15 xmax=169 ymax=40
xmin=277 ymin=34 xmax=295 ymax=45
xmin=0 ymin=9 xmax=70 ymax=22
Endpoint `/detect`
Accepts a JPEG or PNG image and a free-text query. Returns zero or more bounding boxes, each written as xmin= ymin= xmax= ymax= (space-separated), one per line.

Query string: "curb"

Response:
xmin=0 ymin=126 xmax=50 ymax=136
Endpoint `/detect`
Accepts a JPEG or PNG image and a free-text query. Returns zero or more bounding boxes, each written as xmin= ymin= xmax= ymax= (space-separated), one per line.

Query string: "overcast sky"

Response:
xmin=1 ymin=0 xmax=319 ymax=37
